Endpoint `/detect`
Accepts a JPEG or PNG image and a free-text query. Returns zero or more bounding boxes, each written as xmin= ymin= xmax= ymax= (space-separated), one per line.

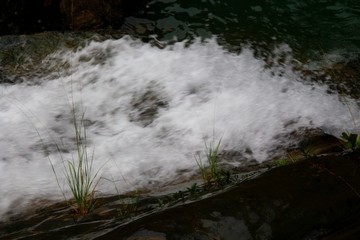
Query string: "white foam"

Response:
xmin=0 ymin=37 xmax=359 ymax=218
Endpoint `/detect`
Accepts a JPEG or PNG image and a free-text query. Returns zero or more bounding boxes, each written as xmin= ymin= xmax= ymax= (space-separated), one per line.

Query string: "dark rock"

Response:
xmin=59 ymin=0 xmax=123 ymax=30
xmin=95 ymin=153 xmax=360 ymax=240
xmin=299 ymin=54 xmax=360 ymax=99
xmin=0 ymin=0 xmax=63 ymax=35
xmin=0 ymin=0 xmax=146 ymax=35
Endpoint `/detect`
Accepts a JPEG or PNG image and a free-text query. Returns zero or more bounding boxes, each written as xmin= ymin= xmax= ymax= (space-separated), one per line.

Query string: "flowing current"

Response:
xmin=0 ymin=37 xmax=359 ymax=218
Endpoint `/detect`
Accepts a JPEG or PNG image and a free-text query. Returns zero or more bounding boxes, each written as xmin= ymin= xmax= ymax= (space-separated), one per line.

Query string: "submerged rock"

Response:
xmin=129 ymin=84 xmax=169 ymax=127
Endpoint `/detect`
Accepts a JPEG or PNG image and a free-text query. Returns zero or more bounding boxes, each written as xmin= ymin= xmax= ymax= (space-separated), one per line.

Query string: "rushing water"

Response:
xmin=0 ymin=0 xmax=360 ymax=219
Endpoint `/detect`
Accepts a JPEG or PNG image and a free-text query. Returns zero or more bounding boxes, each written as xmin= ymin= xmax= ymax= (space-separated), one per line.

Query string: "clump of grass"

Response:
xmin=187 ymin=183 xmax=200 ymax=197
xmin=117 ymin=190 xmax=140 ymax=217
xmin=50 ymin=107 xmax=101 ymax=216
xmin=275 ymin=159 xmax=290 ymax=167
xmin=13 ymin=89 xmax=101 ymax=216
xmin=274 ymin=152 xmax=299 ymax=167
xmin=195 ymin=138 xmax=223 ymax=185
xmin=339 ymin=131 xmax=360 ymax=151
xmin=339 ymin=95 xmax=360 ymax=151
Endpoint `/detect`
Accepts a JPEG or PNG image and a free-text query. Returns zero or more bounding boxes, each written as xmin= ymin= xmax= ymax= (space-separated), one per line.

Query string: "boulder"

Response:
xmin=0 ymin=0 xmax=145 ymax=35
xmin=59 ymin=0 xmax=123 ymax=30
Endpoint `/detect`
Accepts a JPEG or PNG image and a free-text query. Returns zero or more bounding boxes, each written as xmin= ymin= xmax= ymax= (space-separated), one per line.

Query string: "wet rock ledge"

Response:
xmin=1 ymin=150 xmax=360 ymax=239
xmin=97 ymin=152 xmax=360 ymax=240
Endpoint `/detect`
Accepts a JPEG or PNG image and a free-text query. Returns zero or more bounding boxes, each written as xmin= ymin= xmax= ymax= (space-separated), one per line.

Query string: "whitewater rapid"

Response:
xmin=0 ymin=37 xmax=359 ymax=218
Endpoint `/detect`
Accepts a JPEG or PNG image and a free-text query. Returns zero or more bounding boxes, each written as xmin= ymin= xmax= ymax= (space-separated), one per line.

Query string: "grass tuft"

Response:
xmin=195 ymin=138 xmax=223 ymax=185
xmin=49 ymin=105 xmax=102 ymax=216
xmin=339 ymin=131 xmax=360 ymax=151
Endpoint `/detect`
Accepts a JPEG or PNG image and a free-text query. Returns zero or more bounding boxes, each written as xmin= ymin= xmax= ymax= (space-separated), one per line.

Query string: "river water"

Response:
xmin=0 ymin=0 xmax=360 ymax=219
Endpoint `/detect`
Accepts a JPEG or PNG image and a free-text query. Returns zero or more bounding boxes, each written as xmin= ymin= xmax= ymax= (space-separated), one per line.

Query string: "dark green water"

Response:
xmin=123 ymin=0 xmax=360 ymax=61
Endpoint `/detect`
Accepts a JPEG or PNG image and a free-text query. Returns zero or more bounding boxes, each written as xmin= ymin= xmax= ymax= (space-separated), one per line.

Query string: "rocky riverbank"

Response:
xmin=1 ymin=132 xmax=360 ymax=239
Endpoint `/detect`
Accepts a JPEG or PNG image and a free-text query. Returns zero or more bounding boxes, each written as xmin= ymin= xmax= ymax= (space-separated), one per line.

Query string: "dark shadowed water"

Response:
xmin=122 ymin=0 xmax=360 ymax=60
